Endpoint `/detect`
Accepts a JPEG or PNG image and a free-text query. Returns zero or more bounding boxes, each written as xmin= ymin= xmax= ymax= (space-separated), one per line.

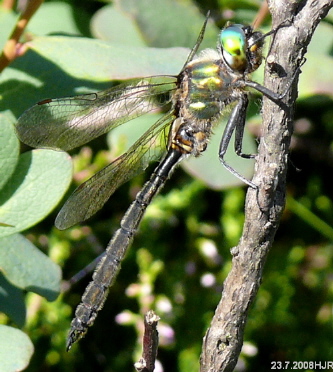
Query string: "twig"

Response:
xmin=252 ymin=1 xmax=269 ymax=29
xmin=0 ymin=0 xmax=44 ymax=73
xmin=200 ymin=1 xmax=333 ymax=371
xmin=2 ymin=0 xmax=15 ymax=10
xmin=134 ymin=311 xmax=160 ymax=372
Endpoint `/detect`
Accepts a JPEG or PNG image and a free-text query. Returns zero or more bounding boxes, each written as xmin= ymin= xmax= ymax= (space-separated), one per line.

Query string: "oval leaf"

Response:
xmin=91 ymin=5 xmax=146 ymax=46
xmin=298 ymin=53 xmax=333 ymax=98
xmin=0 ymin=325 xmax=33 ymax=372
xmin=27 ymin=2 xmax=84 ymax=36
xmin=119 ymin=0 xmax=218 ymax=49
xmin=0 ymin=233 xmax=61 ymax=301
xmin=0 ymin=114 xmax=19 ymax=190
xmin=29 ymin=36 xmax=190 ymax=81
xmin=0 ymin=149 xmax=72 ymax=237
xmin=0 ymin=273 xmax=26 ymax=326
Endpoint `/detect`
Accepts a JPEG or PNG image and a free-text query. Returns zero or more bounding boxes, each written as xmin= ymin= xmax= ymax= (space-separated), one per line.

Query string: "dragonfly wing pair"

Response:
xmin=16 ymin=77 xmax=177 ymax=229
xmin=55 ymin=111 xmax=175 ymax=229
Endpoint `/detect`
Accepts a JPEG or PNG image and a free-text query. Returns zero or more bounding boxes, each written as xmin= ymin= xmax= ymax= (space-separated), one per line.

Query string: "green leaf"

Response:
xmin=28 ymin=36 xmax=190 ymax=81
xmin=0 ymin=61 xmax=112 ymax=119
xmin=0 ymin=114 xmax=19 ymax=190
xmin=307 ymin=20 xmax=333 ymax=56
xmin=0 ymin=273 xmax=26 ymax=326
xmin=0 ymin=149 xmax=72 ymax=237
xmin=0 ymin=233 xmax=61 ymax=301
xmin=26 ymin=1 xmax=85 ymax=36
xmin=298 ymin=53 xmax=333 ymax=98
xmin=1 ymin=43 xmax=186 ymax=120
xmin=118 ymin=0 xmax=219 ymax=49
xmin=0 ymin=325 xmax=33 ymax=372
xmin=298 ymin=20 xmax=333 ymax=98
xmin=91 ymin=5 xmax=146 ymax=46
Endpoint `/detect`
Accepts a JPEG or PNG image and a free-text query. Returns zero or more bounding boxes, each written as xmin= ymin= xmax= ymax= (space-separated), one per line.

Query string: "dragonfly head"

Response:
xmin=219 ymin=24 xmax=264 ymax=74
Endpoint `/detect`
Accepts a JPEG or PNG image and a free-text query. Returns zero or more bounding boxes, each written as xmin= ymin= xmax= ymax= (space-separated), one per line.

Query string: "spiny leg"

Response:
xmin=219 ymin=94 xmax=257 ymax=189
xmin=233 ymin=94 xmax=256 ymax=160
xmin=245 ymin=57 xmax=304 ymax=103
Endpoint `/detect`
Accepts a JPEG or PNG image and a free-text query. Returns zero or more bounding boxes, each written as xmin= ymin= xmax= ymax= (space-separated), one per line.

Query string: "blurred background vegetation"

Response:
xmin=0 ymin=0 xmax=332 ymax=371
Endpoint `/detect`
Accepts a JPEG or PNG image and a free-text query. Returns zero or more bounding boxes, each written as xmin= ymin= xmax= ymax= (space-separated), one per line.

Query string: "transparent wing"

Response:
xmin=16 ymin=76 xmax=177 ymax=151
xmin=55 ymin=111 xmax=175 ymax=230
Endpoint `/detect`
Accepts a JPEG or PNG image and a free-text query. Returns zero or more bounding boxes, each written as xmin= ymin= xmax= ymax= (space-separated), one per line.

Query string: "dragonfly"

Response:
xmin=16 ymin=14 xmax=288 ymax=350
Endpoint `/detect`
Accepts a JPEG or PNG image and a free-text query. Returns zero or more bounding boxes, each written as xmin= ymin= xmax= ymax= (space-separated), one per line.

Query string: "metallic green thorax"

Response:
xmin=184 ymin=59 xmax=234 ymax=120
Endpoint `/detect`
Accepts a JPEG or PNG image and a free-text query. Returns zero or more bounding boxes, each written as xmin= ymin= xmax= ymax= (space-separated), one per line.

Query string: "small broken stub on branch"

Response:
xmin=134 ymin=311 xmax=160 ymax=372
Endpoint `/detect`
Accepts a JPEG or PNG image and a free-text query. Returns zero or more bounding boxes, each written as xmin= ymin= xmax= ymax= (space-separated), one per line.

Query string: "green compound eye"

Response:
xmin=221 ymin=25 xmax=246 ymax=56
xmin=220 ymin=24 xmax=248 ymax=71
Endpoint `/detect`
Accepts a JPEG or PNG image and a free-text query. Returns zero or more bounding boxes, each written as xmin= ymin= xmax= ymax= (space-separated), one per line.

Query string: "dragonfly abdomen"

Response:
xmin=67 ymin=148 xmax=183 ymax=350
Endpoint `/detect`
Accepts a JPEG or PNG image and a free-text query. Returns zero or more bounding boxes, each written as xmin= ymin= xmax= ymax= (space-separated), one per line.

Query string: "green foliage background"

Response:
xmin=0 ymin=0 xmax=332 ymax=371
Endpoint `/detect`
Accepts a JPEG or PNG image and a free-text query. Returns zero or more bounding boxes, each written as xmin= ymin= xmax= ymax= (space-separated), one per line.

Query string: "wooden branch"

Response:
xmin=134 ymin=311 xmax=160 ymax=372
xmin=200 ymin=1 xmax=333 ymax=371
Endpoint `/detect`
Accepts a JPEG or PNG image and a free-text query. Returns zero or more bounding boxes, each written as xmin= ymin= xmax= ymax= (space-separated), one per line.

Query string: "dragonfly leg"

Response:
xmin=245 ymin=80 xmax=282 ymax=102
xmin=233 ymin=94 xmax=256 ymax=160
xmin=245 ymin=58 xmax=303 ymax=103
xmin=219 ymin=94 xmax=257 ymax=189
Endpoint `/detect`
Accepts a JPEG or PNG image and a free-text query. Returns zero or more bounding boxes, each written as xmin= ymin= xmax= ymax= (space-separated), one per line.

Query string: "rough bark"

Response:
xmin=200 ymin=1 xmax=333 ymax=371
